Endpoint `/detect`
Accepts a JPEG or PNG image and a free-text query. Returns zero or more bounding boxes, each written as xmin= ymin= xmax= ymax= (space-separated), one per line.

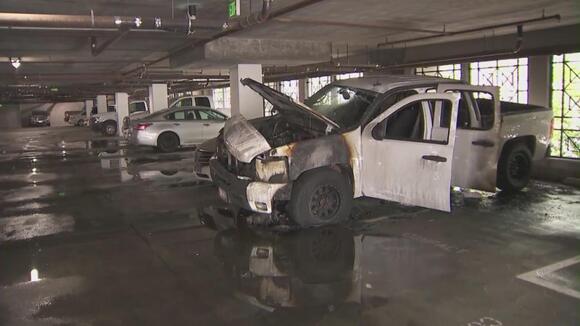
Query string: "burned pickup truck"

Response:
xmin=209 ymin=75 xmax=552 ymax=227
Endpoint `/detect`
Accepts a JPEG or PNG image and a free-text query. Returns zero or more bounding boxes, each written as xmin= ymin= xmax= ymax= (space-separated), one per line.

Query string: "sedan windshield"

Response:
xmin=304 ymin=85 xmax=377 ymax=129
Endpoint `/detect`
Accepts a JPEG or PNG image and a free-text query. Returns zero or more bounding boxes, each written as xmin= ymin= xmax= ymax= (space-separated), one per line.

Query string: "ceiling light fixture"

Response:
xmin=10 ymin=57 xmax=21 ymax=69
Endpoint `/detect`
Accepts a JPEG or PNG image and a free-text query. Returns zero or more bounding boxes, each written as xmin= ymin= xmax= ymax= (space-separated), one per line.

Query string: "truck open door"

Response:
xmin=437 ymin=84 xmax=500 ymax=192
xmin=361 ymin=93 xmax=459 ymax=212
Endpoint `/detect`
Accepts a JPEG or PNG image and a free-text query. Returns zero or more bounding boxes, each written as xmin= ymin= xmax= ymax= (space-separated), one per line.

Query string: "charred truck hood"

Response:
xmin=223 ymin=115 xmax=272 ymax=163
xmin=223 ymin=78 xmax=343 ymax=164
xmin=241 ymin=78 xmax=339 ymax=131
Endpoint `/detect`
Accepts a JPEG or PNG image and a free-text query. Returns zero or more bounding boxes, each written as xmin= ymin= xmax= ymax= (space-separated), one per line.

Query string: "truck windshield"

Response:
xmin=304 ymin=85 xmax=376 ymax=129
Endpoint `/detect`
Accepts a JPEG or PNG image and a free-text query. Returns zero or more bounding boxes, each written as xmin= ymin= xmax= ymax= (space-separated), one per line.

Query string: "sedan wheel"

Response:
xmin=157 ymin=133 xmax=180 ymax=152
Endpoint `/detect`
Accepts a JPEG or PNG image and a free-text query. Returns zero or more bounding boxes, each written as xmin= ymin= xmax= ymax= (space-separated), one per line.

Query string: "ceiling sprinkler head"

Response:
xmin=10 ymin=57 xmax=21 ymax=69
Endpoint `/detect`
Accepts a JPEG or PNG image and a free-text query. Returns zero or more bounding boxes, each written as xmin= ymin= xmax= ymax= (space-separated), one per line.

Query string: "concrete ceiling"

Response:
xmin=0 ymin=0 xmax=579 ymax=102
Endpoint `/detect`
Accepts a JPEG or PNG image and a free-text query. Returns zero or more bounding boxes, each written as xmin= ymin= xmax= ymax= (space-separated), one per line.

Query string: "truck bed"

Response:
xmin=476 ymin=98 xmax=552 ymax=116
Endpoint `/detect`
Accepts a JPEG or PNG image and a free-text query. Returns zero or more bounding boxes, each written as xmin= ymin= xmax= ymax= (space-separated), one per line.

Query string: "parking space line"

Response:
xmin=516 ymin=255 xmax=580 ymax=300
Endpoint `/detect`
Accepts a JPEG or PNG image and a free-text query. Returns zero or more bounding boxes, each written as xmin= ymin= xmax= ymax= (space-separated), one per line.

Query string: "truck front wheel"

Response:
xmin=497 ymin=143 xmax=532 ymax=192
xmin=288 ymin=168 xmax=353 ymax=227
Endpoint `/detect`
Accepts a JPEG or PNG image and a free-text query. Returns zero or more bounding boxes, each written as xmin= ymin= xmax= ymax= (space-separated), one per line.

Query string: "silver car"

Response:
xmin=129 ymin=106 xmax=228 ymax=152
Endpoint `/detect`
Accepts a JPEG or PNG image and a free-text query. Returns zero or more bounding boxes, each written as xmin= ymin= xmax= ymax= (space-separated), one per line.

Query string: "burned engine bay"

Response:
xmin=250 ymin=111 xmax=328 ymax=148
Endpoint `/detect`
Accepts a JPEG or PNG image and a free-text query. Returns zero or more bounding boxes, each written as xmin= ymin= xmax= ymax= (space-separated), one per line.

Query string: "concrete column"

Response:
xmin=84 ymin=100 xmax=93 ymax=118
xmin=115 ymin=92 xmax=129 ymax=136
xmin=96 ymin=95 xmax=107 ymax=113
xmin=528 ymin=55 xmax=551 ymax=107
xmin=148 ymin=84 xmax=168 ymax=112
xmin=460 ymin=63 xmax=470 ymax=83
xmin=298 ymin=79 xmax=307 ymax=102
xmin=229 ymin=64 xmax=263 ymax=119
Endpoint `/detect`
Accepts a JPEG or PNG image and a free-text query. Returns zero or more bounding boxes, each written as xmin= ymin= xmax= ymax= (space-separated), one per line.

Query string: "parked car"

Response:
xmin=64 ymin=110 xmax=81 ymax=123
xmin=129 ymin=106 xmax=228 ymax=152
xmin=194 ymin=138 xmax=216 ymax=180
xmin=92 ymin=101 xmax=148 ymax=136
xmin=209 ymin=75 xmax=553 ymax=227
xmin=30 ymin=111 xmax=50 ymax=127
xmin=68 ymin=111 xmax=87 ymax=126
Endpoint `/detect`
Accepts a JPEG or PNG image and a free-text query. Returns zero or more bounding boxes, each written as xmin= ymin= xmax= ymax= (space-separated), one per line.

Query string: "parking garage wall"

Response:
xmin=0 ymin=104 xmax=21 ymax=129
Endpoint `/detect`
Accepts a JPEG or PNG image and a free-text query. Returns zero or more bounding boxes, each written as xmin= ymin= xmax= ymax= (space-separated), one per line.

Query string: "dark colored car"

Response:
xmin=30 ymin=112 xmax=50 ymax=127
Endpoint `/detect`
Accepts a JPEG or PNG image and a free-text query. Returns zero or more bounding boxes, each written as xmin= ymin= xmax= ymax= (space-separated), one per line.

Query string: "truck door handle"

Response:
xmin=203 ymin=123 xmax=210 ymax=126
xmin=472 ymin=140 xmax=494 ymax=147
xmin=422 ymin=155 xmax=447 ymax=163
xmin=173 ymin=123 xmax=180 ymax=126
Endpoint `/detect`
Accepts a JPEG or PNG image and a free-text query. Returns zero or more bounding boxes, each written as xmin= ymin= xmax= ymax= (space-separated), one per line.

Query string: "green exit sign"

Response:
xmin=228 ymin=0 xmax=239 ymax=17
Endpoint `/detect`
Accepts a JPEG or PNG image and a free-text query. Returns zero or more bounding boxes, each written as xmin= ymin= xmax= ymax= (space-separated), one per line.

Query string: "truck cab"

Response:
xmin=169 ymin=96 xmax=214 ymax=109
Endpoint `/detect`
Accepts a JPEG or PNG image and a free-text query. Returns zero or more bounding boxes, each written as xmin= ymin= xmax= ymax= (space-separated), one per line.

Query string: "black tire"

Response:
xmin=102 ymin=121 xmax=117 ymax=136
xmin=157 ymin=132 xmax=180 ymax=153
xmin=497 ymin=143 xmax=533 ymax=192
xmin=288 ymin=168 xmax=353 ymax=227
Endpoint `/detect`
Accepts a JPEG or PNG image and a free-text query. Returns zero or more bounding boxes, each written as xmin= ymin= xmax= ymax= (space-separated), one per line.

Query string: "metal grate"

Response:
xmin=551 ymin=52 xmax=580 ymax=159
xmin=212 ymin=87 xmax=230 ymax=110
xmin=470 ymin=58 xmax=528 ymax=104
xmin=415 ymin=64 xmax=461 ymax=80
xmin=307 ymin=76 xmax=332 ymax=98
xmin=336 ymin=72 xmax=363 ymax=80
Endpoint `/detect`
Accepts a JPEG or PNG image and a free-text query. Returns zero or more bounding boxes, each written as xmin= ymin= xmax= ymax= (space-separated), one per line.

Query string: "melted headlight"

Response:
xmin=255 ymin=156 xmax=288 ymax=183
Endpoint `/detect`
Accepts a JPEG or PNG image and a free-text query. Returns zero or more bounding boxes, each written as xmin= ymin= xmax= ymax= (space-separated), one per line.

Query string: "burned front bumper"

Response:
xmin=210 ymin=158 xmax=290 ymax=214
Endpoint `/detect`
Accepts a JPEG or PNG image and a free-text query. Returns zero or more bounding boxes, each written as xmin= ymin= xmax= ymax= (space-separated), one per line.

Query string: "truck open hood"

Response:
xmin=223 ymin=115 xmax=271 ymax=163
xmin=241 ymin=78 xmax=339 ymax=131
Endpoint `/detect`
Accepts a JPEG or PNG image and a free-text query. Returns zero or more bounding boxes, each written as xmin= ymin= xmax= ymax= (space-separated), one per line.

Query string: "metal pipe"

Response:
xmin=376 ymin=14 xmax=559 ymax=47
xmin=0 ymin=26 xmax=166 ymax=32
xmin=387 ymin=24 xmax=527 ymax=68
xmin=0 ymin=12 xmax=223 ymax=32
xmin=123 ymin=0 xmax=327 ymax=76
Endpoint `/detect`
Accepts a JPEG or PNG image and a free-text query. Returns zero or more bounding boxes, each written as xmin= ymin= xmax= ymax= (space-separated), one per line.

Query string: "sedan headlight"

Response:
xmin=255 ymin=156 xmax=288 ymax=183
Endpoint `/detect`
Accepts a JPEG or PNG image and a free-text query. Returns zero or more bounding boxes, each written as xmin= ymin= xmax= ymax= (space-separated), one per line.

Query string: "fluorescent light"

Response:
xmin=30 ymin=268 xmax=39 ymax=282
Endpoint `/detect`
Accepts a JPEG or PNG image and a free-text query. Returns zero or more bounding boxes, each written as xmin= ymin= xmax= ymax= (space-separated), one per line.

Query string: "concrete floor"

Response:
xmin=1 ymin=126 xmax=579 ymax=326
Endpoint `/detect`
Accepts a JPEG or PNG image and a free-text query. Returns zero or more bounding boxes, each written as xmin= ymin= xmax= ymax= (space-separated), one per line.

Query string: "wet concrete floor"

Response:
xmin=0 ymin=126 xmax=579 ymax=325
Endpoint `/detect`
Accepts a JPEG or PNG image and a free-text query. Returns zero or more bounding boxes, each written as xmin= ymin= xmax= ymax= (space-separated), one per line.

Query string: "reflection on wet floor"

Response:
xmin=0 ymin=213 xmax=74 ymax=241
xmin=1 ymin=127 xmax=579 ymax=325
xmin=214 ymin=226 xmax=361 ymax=312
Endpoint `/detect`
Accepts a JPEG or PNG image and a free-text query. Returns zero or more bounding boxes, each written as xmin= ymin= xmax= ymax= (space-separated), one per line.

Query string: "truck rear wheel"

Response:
xmin=288 ymin=168 xmax=353 ymax=227
xmin=497 ymin=143 xmax=532 ymax=192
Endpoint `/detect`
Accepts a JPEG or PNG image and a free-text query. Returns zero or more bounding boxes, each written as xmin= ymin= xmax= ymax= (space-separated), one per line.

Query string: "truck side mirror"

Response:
xmin=372 ymin=121 xmax=387 ymax=140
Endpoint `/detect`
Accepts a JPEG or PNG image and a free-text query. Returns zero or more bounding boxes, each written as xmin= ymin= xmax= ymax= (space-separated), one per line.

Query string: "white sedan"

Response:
xmin=129 ymin=107 xmax=228 ymax=152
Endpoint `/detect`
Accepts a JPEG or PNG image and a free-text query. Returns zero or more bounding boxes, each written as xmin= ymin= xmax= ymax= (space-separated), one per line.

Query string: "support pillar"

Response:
xmin=528 ymin=55 xmax=551 ymax=107
xmin=84 ymin=100 xmax=93 ymax=118
xmin=148 ymin=83 xmax=168 ymax=112
xmin=460 ymin=63 xmax=470 ymax=83
xmin=229 ymin=64 xmax=263 ymax=119
xmin=115 ymin=92 xmax=129 ymax=136
xmin=298 ymin=79 xmax=307 ymax=102
xmin=96 ymin=95 xmax=107 ymax=113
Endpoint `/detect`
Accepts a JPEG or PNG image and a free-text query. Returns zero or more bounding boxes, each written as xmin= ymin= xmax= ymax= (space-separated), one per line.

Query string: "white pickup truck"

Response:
xmin=91 ymin=101 xmax=149 ymax=136
xmin=210 ymin=75 xmax=553 ymax=227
